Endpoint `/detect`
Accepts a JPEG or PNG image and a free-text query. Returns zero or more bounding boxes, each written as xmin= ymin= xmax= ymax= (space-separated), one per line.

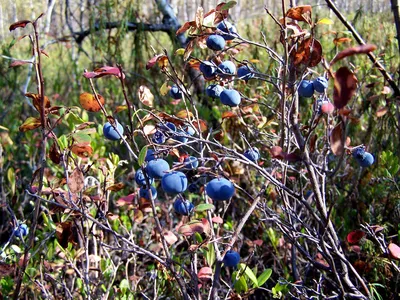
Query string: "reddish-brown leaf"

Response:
xmin=163 ymin=231 xmax=178 ymax=245
xmin=333 ymin=67 xmax=358 ymax=109
xmin=9 ymin=60 xmax=32 ymax=68
xmin=286 ymin=5 xmax=312 ymax=23
xmin=146 ymin=54 xmax=162 ymax=70
xmin=107 ymin=182 xmax=125 ymax=192
xmin=9 ymin=20 xmax=31 ymax=31
xmin=176 ymin=21 xmax=196 ymax=36
xmin=222 ymin=111 xmax=237 ymax=119
xmin=293 ymin=38 xmax=322 ymax=67
xmin=83 ymin=66 xmax=123 ymax=79
xmin=116 ymin=193 xmax=135 ymax=207
xmin=0 ymin=261 xmax=15 ymax=278
xmin=49 ymin=142 xmax=61 ymax=164
xmin=79 ymin=92 xmax=105 ymax=112
xmin=68 ymin=168 xmax=85 ymax=194
xmin=346 ymin=230 xmax=365 ymax=244
xmin=388 ymin=243 xmax=400 ymax=260
xmin=70 ymin=144 xmax=93 ymax=158
xmin=270 ymin=146 xmax=286 ymax=159
xmin=25 ymin=93 xmax=51 ymax=113
xmin=330 ymin=123 xmax=345 ymax=156
xmin=214 ymin=2 xmax=229 ymax=24
xmin=330 ymin=44 xmax=377 ymax=65
xmin=333 ymin=37 xmax=352 ymax=46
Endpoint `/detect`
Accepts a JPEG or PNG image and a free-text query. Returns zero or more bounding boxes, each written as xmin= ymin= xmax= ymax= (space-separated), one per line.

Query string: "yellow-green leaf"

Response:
xmin=175 ymin=48 xmax=185 ymax=56
xmin=160 ymin=82 xmax=169 ymax=96
xmin=317 ymin=18 xmax=334 ymax=25
xmin=19 ymin=117 xmax=41 ymax=132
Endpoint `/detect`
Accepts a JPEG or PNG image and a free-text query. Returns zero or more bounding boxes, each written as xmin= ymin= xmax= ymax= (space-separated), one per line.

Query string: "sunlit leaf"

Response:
xmin=70 ymin=143 xmax=93 ymax=158
xmin=286 ymin=5 xmax=312 ymax=23
xmin=257 ymin=269 xmax=272 ymax=287
xmin=317 ymin=18 xmax=334 ymax=25
xmin=195 ymin=203 xmax=215 ymax=212
xmin=137 ymin=85 xmax=154 ymax=107
xmin=19 ymin=117 xmax=41 ymax=132
xmin=79 ymin=92 xmax=104 ymax=112
xmin=330 ymin=44 xmax=377 ymax=65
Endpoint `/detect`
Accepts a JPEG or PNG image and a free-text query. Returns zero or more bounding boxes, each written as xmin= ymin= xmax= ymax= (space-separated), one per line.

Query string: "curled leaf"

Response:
xmin=83 ymin=66 xmax=123 ymax=79
xmin=346 ymin=230 xmax=365 ymax=244
xmin=137 ymin=85 xmax=154 ymax=107
xmin=9 ymin=20 xmax=31 ymax=31
xmin=286 ymin=5 xmax=312 ymax=23
xmin=333 ymin=67 xmax=358 ymax=109
xmin=19 ymin=117 xmax=41 ymax=132
xmin=9 ymin=60 xmax=32 ymax=68
xmin=330 ymin=44 xmax=377 ymax=65
xmin=70 ymin=143 xmax=93 ymax=158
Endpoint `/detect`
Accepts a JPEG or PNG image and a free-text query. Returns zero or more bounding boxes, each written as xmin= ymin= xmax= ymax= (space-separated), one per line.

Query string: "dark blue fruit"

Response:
xmin=200 ymin=61 xmax=217 ymax=78
xmin=152 ymin=130 xmax=166 ymax=144
xmin=206 ymin=34 xmax=226 ymax=51
xmin=352 ymin=148 xmax=374 ymax=167
xmin=161 ymin=171 xmax=188 ymax=194
xmin=169 ymin=85 xmax=183 ymax=99
xmin=218 ymin=61 xmax=236 ymax=78
xmin=145 ymin=149 xmax=156 ymax=162
xmin=220 ymin=89 xmax=241 ymax=107
xmin=206 ymin=178 xmax=235 ymax=201
xmin=313 ymin=76 xmax=329 ymax=93
xmin=135 ymin=168 xmax=154 ymax=186
xmin=217 ymin=21 xmax=238 ymax=40
xmin=139 ymin=185 xmax=157 ymax=200
xmin=14 ymin=223 xmax=29 ymax=238
xmin=223 ymin=250 xmax=240 ymax=267
xmin=173 ymin=130 xmax=188 ymax=143
xmin=237 ymin=65 xmax=254 ymax=81
xmin=184 ymin=125 xmax=196 ymax=136
xmin=206 ymin=84 xmax=224 ymax=98
xmin=103 ymin=121 xmax=124 ymax=141
xmin=188 ymin=183 xmax=199 ymax=193
xmin=298 ymin=80 xmax=315 ymax=98
xmin=146 ymin=159 xmax=170 ymax=178
xmin=184 ymin=156 xmax=199 ymax=169
xmin=244 ymin=147 xmax=260 ymax=162
xmin=173 ymin=197 xmax=194 ymax=215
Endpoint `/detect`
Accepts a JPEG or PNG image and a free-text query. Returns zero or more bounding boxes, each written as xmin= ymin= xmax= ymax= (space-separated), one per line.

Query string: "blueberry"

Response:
xmin=217 ymin=21 xmax=238 ymax=40
xmin=135 ymin=168 xmax=154 ymax=186
xmin=173 ymin=197 xmax=194 ymax=215
xmin=146 ymin=159 xmax=170 ymax=178
xmin=218 ymin=61 xmax=236 ymax=78
xmin=220 ymin=89 xmax=241 ymax=107
xmin=152 ymin=130 xmax=166 ymax=144
xmin=244 ymin=147 xmax=260 ymax=162
xmin=170 ymin=85 xmax=183 ymax=99
xmin=206 ymin=84 xmax=224 ymax=98
xmin=237 ymin=65 xmax=254 ymax=81
xmin=206 ymin=34 xmax=226 ymax=51
xmin=103 ymin=121 xmax=124 ymax=141
xmin=145 ymin=149 xmax=156 ymax=162
xmin=184 ymin=125 xmax=196 ymax=136
xmin=313 ymin=77 xmax=329 ymax=93
xmin=139 ymin=185 xmax=157 ymax=200
xmin=298 ymin=80 xmax=315 ymax=98
xmin=161 ymin=171 xmax=188 ymax=194
xmin=223 ymin=250 xmax=240 ymax=267
xmin=188 ymin=183 xmax=199 ymax=193
xmin=352 ymin=148 xmax=366 ymax=160
xmin=159 ymin=122 xmax=177 ymax=132
xmin=184 ymin=156 xmax=199 ymax=169
xmin=173 ymin=130 xmax=188 ymax=143
xmin=357 ymin=152 xmax=374 ymax=167
xmin=206 ymin=178 xmax=235 ymax=201
xmin=14 ymin=223 xmax=29 ymax=238
xmin=200 ymin=61 xmax=218 ymax=78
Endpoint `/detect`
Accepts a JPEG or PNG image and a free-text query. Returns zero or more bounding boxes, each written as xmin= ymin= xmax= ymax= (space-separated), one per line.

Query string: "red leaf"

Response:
xmin=330 ymin=44 xmax=377 ymax=66
xmin=333 ymin=67 xmax=358 ymax=109
xmin=9 ymin=20 xmax=31 ymax=31
xmin=83 ymin=66 xmax=123 ymax=79
xmin=9 ymin=60 xmax=31 ymax=68
xmin=116 ymin=193 xmax=135 ymax=207
xmin=388 ymin=243 xmax=400 ymax=260
xmin=270 ymin=146 xmax=286 ymax=159
xmin=346 ymin=230 xmax=365 ymax=244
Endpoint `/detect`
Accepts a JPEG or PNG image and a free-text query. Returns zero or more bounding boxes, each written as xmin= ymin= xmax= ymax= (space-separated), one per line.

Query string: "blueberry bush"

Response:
xmin=1 ymin=1 xmax=400 ymax=299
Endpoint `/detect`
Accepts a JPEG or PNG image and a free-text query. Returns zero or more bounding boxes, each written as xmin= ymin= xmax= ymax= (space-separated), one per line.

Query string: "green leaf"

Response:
xmin=72 ymin=132 xmax=91 ymax=144
xmin=257 ymin=268 xmax=272 ymax=287
xmin=221 ymin=1 xmax=237 ymax=10
xmin=119 ymin=279 xmax=130 ymax=295
xmin=206 ymin=243 xmax=215 ymax=267
xmin=194 ymin=232 xmax=203 ymax=243
xmin=239 ymin=263 xmax=258 ymax=287
xmin=138 ymin=146 xmax=148 ymax=167
xmin=195 ymin=203 xmax=215 ymax=212
xmin=317 ymin=18 xmax=334 ymax=25
xmin=233 ymin=271 xmax=248 ymax=293
xmin=7 ymin=168 xmax=15 ymax=196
